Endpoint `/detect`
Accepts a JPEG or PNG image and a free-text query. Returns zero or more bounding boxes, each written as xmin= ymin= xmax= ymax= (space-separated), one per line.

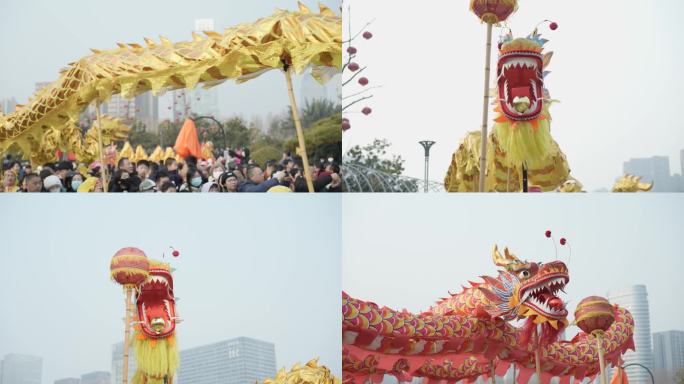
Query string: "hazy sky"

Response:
xmin=0 ymin=195 xmax=341 ymax=383
xmin=341 ymin=0 xmax=684 ymax=191
xmin=342 ymin=194 xmax=684 ymax=337
xmin=0 ymin=0 xmax=340 ymax=122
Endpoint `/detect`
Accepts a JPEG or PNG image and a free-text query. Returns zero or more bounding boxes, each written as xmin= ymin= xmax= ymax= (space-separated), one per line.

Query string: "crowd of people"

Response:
xmin=0 ymin=152 xmax=342 ymax=193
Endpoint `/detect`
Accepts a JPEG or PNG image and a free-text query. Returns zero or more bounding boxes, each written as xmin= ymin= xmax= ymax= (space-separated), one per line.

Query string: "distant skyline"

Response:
xmin=0 ymin=0 xmax=340 ymax=124
xmin=341 ymin=0 xmax=684 ymax=191
xmin=0 ymin=195 xmax=341 ymax=384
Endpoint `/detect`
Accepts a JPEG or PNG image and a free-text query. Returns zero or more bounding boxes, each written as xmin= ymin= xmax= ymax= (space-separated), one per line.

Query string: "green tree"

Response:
xmin=268 ymin=98 xmax=341 ymax=141
xmin=344 ymin=138 xmax=418 ymax=192
xmin=128 ymin=120 xmax=159 ymax=151
xmin=345 ymin=138 xmax=406 ymax=175
xmin=284 ymin=114 xmax=342 ymax=162
xmin=675 ymin=367 xmax=684 ymax=384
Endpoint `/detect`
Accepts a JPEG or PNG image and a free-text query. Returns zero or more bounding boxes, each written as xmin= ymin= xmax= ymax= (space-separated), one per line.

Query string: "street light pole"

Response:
xmin=419 ymin=140 xmax=436 ymax=193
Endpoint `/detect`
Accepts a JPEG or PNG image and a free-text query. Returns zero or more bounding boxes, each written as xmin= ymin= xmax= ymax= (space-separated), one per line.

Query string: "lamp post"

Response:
xmin=419 ymin=140 xmax=436 ymax=193
xmin=191 ymin=115 xmax=227 ymax=150
xmin=621 ymin=363 xmax=655 ymax=384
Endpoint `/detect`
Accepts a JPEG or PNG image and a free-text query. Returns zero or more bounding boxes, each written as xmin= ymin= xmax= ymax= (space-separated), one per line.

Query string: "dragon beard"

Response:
xmin=491 ymin=103 xmax=557 ymax=170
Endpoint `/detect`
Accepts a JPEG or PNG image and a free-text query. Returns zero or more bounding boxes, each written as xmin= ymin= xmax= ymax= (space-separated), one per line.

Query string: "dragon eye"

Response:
xmin=518 ymin=270 xmax=530 ymax=278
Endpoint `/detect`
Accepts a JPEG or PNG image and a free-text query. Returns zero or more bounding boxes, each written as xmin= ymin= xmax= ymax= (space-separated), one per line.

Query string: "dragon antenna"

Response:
xmin=545 ymin=230 xmax=558 ymax=260
xmin=533 ymin=20 xmax=558 ymax=35
xmin=559 ymin=236 xmax=571 ymax=264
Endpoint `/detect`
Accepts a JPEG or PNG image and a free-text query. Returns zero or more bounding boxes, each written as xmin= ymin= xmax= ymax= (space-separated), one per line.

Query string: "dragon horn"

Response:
xmin=493 ymin=245 xmax=522 ymax=268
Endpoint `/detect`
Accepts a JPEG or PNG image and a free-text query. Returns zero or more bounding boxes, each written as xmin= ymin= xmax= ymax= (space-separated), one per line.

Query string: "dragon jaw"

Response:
xmin=517 ymin=261 xmax=569 ymax=324
xmin=497 ymin=50 xmax=544 ymax=121
xmin=136 ymin=264 xmax=176 ymax=338
xmin=482 ymin=247 xmax=569 ymax=327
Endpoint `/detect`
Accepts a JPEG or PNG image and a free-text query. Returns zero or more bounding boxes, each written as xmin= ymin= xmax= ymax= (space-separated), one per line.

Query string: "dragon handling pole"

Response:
xmin=284 ymin=66 xmax=314 ymax=192
xmin=95 ymin=102 xmax=108 ymax=192
xmin=123 ymin=287 xmax=132 ymax=384
xmin=478 ymin=22 xmax=493 ymax=192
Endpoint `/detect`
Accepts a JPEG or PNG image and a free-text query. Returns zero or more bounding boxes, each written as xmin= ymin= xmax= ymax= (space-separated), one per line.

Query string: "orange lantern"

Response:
xmin=574 ymin=296 xmax=615 ymax=334
xmin=470 ymin=0 xmax=518 ymax=24
xmin=110 ymin=247 xmax=150 ymax=287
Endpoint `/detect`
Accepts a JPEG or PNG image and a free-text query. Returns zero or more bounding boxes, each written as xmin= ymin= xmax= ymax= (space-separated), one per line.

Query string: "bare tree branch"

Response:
xmin=342 ymin=85 xmax=383 ymax=100
xmin=343 ymin=95 xmax=374 ymax=111
xmin=342 ymin=66 xmax=367 ymax=86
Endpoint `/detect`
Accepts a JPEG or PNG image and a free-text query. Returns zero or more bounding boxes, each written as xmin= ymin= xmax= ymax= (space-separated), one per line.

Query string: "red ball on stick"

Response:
xmin=347 ymin=46 xmax=357 ymax=54
xmin=110 ymin=247 xmax=150 ymax=287
xmin=348 ymin=62 xmax=359 ymax=71
xmin=545 ymin=230 xmax=552 ymax=238
xmin=363 ymin=31 xmax=373 ymax=39
xmin=549 ymin=22 xmax=558 ymax=30
xmin=362 ymin=107 xmax=372 ymax=115
xmin=358 ymin=77 xmax=369 ymax=86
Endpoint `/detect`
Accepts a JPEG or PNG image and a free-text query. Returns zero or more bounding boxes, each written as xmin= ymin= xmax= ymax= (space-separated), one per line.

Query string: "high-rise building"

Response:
xmin=55 ymin=378 xmax=80 ymax=384
xmin=0 ymin=354 xmax=42 ymax=384
xmin=135 ymin=92 xmax=159 ymax=133
xmin=0 ymin=98 xmax=17 ymax=114
xmin=607 ymin=285 xmax=654 ymax=384
xmin=680 ymin=149 xmax=684 ymax=176
xmin=177 ymin=337 xmax=276 ymax=384
xmin=103 ymin=94 xmax=135 ymax=121
xmin=111 ymin=342 xmax=135 ymax=384
xmin=653 ymin=330 xmax=684 ymax=383
xmin=188 ymin=19 xmax=220 ymax=118
xmin=79 ymin=371 xmax=110 ymax=384
xmin=622 ymin=156 xmax=671 ymax=191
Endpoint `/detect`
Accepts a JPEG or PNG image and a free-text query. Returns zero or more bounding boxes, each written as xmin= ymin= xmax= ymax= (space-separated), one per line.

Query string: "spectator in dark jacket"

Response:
xmin=237 ymin=165 xmax=283 ymax=192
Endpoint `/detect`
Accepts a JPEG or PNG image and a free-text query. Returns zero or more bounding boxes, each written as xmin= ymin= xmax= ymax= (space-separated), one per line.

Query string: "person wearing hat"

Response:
xmin=218 ymin=171 xmax=239 ymax=193
xmin=139 ymin=178 xmax=156 ymax=193
xmin=43 ymin=175 xmax=63 ymax=192
xmin=200 ymin=181 xmax=220 ymax=193
xmin=55 ymin=161 xmax=73 ymax=185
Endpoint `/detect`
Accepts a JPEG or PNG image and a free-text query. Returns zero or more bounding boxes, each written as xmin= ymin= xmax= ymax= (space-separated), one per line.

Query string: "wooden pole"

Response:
xmin=95 ymin=103 xmax=108 ymax=192
xmin=490 ymin=361 xmax=496 ymax=384
xmin=535 ymin=324 xmax=542 ymax=383
xmin=123 ymin=287 xmax=132 ymax=384
xmin=478 ymin=22 xmax=494 ymax=192
xmin=596 ymin=332 xmax=607 ymax=384
xmin=284 ymin=67 xmax=315 ymax=193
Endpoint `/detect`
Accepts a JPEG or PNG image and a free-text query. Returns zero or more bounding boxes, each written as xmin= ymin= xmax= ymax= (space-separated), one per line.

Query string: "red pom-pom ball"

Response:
xmin=560 ymin=238 xmax=567 ymax=245
xmin=545 ymin=230 xmax=552 ymax=238
xmin=172 ymin=250 xmax=179 ymax=257
xmin=549 ymin=22 xmax=558 ymax=30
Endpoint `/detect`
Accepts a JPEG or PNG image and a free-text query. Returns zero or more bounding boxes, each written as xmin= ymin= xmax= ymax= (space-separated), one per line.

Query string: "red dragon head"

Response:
xmin=496 ymin=30 xmax=552 ymax=122
xmin=135 ymin=260 xmax=177 ymax=338
xmin=479 ymin=246 xmax=569 ymax=329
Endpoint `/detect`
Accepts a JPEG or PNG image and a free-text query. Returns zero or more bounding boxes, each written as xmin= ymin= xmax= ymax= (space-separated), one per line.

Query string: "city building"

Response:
xmin=0 ymin=98 xmax=17 ymax=114
xmin=135 ymin=91 xmax=159 ymax=133
xmin=111 ymin=342 xmax=135 ymax=384
xmin=622 ymin=156 xmax=672 ymax=191
xmin=607 ymin=285 xmax=654 ymax=384
xmin=79 ymin=371 xmax=110 ymax=384
xmin=0 ymin=354 xmax=42 ymax=384
xmin=54 ymin=378 xmax=80 ymax=384
xmin=653 ymin=330 xmax=684 ymax=383
xmin=177 ymin=337 xmax=276 ymax=384
xmin=187 ymin=19 xmax=220 ymax=118
xmin=103 ymin=94 xmax=135 ymax=121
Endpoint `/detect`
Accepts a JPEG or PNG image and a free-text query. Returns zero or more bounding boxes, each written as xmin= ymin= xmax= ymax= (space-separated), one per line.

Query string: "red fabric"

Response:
xmin=610 ymin=367 xmax=629 ymax=384
xmin=174 ymin=119 xmax=202 ymax=159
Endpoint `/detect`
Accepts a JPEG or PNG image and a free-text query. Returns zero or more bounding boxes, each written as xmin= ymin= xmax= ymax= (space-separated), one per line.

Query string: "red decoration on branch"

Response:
xmin=545 ymin=230 xmax=552 ymax=238
xmin=362 ymin=107 xmax=372 ymax=115
xmin=362 ymin=31 xmax=373 ymax=39
xmin=347 ymin=46 xmax=357 ymax=54
xmin=358 ymin=77 xmax=369 ymax=86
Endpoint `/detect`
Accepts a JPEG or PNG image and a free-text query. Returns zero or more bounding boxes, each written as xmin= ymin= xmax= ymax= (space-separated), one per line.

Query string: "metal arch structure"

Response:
xmin=621 ymin=363 xmax=655 ymax=384
xmin=342 ymin=163 xmax=445 ymax=193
